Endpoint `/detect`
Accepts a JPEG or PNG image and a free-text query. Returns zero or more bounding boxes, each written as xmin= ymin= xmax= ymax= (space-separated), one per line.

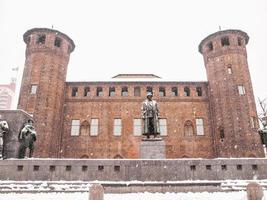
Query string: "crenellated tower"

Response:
xmin=199 ymin=30 xmax=264 ymax=157
xmin=18 ymin=28 xmax=75 ymax=157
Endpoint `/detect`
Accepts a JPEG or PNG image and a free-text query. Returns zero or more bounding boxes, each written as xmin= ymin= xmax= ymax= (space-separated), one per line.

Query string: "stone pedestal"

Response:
xmin=89 ymin=184 xmax=104 ymax=200
xmin=140 ymin=138 xmax=166 ymax=159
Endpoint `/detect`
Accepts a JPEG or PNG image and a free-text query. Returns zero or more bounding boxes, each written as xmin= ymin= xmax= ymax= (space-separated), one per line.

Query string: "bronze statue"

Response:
xmin=0 ymin=120 xmax=9 ymax=159
xmin=18 ymin=119 xmax=37 ymax=158
xmin=258 ymin=118 xmax=267 ymax=145
xmin=141 ymin=92 xmax=160 ymax=138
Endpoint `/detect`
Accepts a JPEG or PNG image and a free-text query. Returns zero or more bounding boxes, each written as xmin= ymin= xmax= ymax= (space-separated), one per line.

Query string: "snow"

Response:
xmin=0 ymin=191 xmax=266 ymax=200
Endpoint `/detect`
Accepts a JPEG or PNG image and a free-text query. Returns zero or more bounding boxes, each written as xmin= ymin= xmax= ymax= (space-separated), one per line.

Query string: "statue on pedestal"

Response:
xmin=0 ymin=120 xmax=9 ymax=159
xmin=18 ymin=119 xmax=37 ymax=158
xmin=141 ymin=92 xmax=160 ymax=139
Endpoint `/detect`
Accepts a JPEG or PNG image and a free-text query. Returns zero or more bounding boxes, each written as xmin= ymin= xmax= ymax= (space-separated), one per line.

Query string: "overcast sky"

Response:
xmin=1 ymin=0 xmax=266 ymax=104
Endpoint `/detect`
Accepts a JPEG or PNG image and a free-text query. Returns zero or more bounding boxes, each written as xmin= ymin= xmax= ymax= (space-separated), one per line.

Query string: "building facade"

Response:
xmin=0 ymin=81 xmax=16 ymax=110
xmin=18 ymin=28 xmax=264 ymax=158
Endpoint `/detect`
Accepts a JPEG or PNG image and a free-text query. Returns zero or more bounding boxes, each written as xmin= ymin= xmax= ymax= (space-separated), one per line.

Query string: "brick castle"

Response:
xmin=17 ymin=28 xmax=264 ymax=158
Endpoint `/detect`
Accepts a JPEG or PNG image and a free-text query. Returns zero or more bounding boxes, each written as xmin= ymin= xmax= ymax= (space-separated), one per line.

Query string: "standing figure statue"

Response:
xmin=18 ymin=119 xmax=37 ymax=158
xmin=0 ymin=120 xmax=9 ymax=159
xmin=141 ymin=92 xmax=160 ymax=139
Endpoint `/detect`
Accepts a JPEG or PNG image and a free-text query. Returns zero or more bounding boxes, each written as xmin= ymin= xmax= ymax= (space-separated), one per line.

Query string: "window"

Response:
xmin=237 ymin=165 xmax=242 ymax=170
xmin=219 ymin=127 xmax=225 ymax=139
xmin=184 ymin=120 xmax=194 ymax=136
xmin=159 ymin=118 xmax=167 ymax=136
xmin=207 ymin=42 xmax=213 ymax=51
xmin=159 ymin=87 xmax=166 ymax=97
xmin=251 ymin=117 xmax=258 ymax=129
xmin=30 ymin=85 xmax=38 ymax=94
xmin=96 ymin=87 xmax=103 ymax=97
xmin=71 ymin=120 xmax=80 ymax=136
xmin=90 ymin=118 xmax=99 ymax=136
xmin=196 ymin=118 xmax=204 ymax=135
xmin=221 ymin=165 xmax=227 ymax=171
xmin=36 ymin=35 xmax=46 ymax=44
xmin=146 ymin=86 xmax=153 ymax=94
xmin=71 ymin=87 xmax=78 ymax=97
xmin=184 ymin=87 xmax=190 ymax=97
xmin=134 ymin=87 xmax=141 ymax=97
xmin=133 ymin=119 xmax=142 ymax=136
xmin=238 ymin=37 xmax=242 ymax=46
xmin=121 ymin=87 xmax=128 ymax=96
xmin=227 ymin=66 xmax=233 ymax=74
xmin=109 ymin=87 xmax=115 ymax=96
xmin=84 ymin=87 xmax=90 ymax=97
xmin=114 ymin=118 xmax=122 ymax=136
xmin=54 ymin=37 xmax=62 ymax=47
xmin=171 ymin=87 xmax=178 ymax=96
xmin=238 ymin=85 xmax=245 ymax=95
xmin=221 ymin=36 xmax=230 ymax=46
xmin=196 ymin=87 xmax=202 ymax=96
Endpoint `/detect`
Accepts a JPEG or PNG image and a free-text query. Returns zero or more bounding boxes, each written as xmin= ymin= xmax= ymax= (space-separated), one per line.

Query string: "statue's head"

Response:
xmin=147 ymin=92 xmax=153 ymax=100
xmin=27 ymin=119 xmax=34 ymax=125
xmin=0 ymin=120 xmax=9 ymax=132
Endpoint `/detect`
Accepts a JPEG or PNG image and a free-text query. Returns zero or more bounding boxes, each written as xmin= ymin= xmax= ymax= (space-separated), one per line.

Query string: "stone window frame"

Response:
xmin=184 ymin=120 xmax=194 ymax=137
xmin=171 ymin=87 xmax=178 ymax=97
xmin=96 ymin=87 xmax=103 ymax=97
xmin=71 ymin=87 xmax=78 ymax=97
xmin=90 ymin=118 xmax=99 ymax=136
xmin=113 ymin=118 xmax=122 ymax=136
xmin=54 ymin=37 xmax=62 ymax=48
xmin=237 ymin=85 xmax=246 ymax=95
xmin=184 ymin=87 xmax=190 ymax=97
xmin=71 ymin=119 xmax=80 ymax=136
xmin=159 ymin=118 xmax=167 ymax=136
xmin=207 ymin=42 xmax=213 ymax=51
xmin=227 ymin=64 xmax=233 ymax=74
xmin=30 ymin=85 xmax=38 ymax=94
xmin=109 ymin=86 xmax=116 ymax=97
xmin=36 ymin=34 xmax=46 ymax=45
xmin=196 ymin=87 xmax=202 ymax=97
xmin=196 ymin=118 xmax=205 ymax=136
xmin=159 ymin=87 xmax=166 ymax=97
xmin=221 ymin=36 xmax=230 ymax=46
xmin=133 ymin=118 xmax=142 ymax=136
xmin=84 ymin=87 xmax=90 ymax=97
xmin=121 ymin=86 xmax=128 ymax=97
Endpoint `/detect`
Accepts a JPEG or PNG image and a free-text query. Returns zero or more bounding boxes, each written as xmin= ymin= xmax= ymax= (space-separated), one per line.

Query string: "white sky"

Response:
xmin=0 ymin=0 xmax=266 ymax=102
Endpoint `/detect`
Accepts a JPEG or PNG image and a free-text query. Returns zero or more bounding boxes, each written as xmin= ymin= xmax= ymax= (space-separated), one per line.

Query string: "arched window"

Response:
xmin=184 ymin=120 xmax=194 ymax=136
xmin=114 ymin=154 xmax=123 ymax=159
xmin=80 ymin=155 xmax=89 ymax=159
xmin=121 ymin=87 xmax=128 ymax=96
xmin=81 ymin=120 xmax=89 ymax=135
xmin=184 ymin=87 xmax=190 ymax=97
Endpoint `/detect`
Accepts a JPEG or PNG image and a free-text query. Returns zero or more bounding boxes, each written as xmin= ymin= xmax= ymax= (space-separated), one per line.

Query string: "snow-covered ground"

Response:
xmin=0 ymin=191 xmax=266 ymax=200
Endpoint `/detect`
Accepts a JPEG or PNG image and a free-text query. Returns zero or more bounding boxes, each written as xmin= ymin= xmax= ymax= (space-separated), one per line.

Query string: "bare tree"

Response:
xmin=258 ymin=98 xmax=267 ymax=151
xmin=258 ymin=97 xmax=267 ymax=128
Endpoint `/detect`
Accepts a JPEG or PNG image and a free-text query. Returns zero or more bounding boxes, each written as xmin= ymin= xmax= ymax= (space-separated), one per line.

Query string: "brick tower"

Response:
xmin=199 ymin=30 xmax=264 ymax=157
xmin=18 ymin=28 xmax=75 ymax=157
